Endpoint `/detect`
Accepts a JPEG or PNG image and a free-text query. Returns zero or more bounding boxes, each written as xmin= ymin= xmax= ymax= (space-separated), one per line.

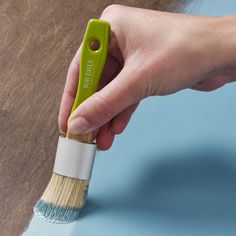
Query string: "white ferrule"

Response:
xmin=53 ymin=136 xmax=96 ymax=180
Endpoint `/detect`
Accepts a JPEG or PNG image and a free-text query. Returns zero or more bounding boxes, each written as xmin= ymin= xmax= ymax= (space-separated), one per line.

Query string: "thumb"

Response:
xmin=68 ymin=66 xmax=142 ymax=135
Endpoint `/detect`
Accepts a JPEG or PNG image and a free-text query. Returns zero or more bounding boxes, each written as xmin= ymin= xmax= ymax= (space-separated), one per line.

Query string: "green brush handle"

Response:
xmin=67 ymin=19 xmax=109 ymax=142
xmin=71 ymin=19 xmax=109 ymax=113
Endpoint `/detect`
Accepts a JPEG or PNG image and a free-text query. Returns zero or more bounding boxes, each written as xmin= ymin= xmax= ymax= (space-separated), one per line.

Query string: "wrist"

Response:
xmin=208 ymin=15 xmax=236 ymax=69
xmin=185 ymin=15 xmax=236 ymax=73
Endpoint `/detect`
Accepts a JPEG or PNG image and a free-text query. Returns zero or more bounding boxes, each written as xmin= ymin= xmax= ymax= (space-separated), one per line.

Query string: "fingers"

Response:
xmin=96 ymin=122 xmax=115 ymax=150
xmin=111 ymin=103 xmax=139 ymax=134
xmin=68 ymin=64 xmax=142 ymax=135
xmin=58 ymin=53 xmax=122 ymax=134
xmin=192 ymin=73 xmax=228 ymax=91
xmin=58 ymin=21 xmax=124 ymax=135
xmin=96 ymin=103 xmax=138 ymax=150
xmin=58 ymin=47 xmax=81 ymax=133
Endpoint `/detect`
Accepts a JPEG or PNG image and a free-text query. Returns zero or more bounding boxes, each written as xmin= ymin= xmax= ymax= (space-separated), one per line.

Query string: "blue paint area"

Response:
xmin=24 ymin=1 xmax=236 ymax=235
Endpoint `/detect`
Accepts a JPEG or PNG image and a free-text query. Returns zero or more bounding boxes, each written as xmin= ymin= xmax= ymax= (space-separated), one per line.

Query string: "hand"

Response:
xmin=59 ymin=5 xmax=236 ymax=150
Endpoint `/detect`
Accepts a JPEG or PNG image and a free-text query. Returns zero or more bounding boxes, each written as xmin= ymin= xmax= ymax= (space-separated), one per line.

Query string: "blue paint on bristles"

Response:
xmin=33 ymin=201 xmax=81 ymax=224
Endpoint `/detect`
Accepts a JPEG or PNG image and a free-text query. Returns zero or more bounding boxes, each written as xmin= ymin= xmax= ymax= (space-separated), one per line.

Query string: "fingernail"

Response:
xmin=68 ymin=117 xmax=90 ymax=134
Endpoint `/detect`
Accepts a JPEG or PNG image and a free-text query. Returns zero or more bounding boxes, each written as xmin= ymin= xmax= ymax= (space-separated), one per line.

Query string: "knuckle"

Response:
xmin=93 ymin=92 xmax=114 ymax=121
xmin=101 ymin=4 xmax=123 ymax=20
xmin=114 ymin=120 xmax=126 ymax=134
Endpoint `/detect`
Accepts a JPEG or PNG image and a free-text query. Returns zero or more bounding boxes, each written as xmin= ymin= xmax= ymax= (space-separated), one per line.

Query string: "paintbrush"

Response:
xmin=33 ymin=19 xmax=109 ymax=223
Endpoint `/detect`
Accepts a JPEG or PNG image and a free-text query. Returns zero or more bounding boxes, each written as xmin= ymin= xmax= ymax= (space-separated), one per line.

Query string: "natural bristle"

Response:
xmin=34 ymin=173 xmax=89 ymax=223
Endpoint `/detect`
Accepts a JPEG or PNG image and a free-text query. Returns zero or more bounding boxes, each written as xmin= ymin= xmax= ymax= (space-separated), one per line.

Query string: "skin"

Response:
xmin=58 ymin=5 xmax=236 ymax=150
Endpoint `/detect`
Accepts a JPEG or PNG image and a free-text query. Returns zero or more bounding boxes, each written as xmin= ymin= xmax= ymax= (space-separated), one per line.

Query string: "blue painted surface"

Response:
xmin=24 ymin=1 xmax=236 ymax=235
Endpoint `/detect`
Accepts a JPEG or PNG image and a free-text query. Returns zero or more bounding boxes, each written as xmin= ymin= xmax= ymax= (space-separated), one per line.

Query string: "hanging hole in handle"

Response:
xmin=89 ymin=39 xmax=100 ymax=51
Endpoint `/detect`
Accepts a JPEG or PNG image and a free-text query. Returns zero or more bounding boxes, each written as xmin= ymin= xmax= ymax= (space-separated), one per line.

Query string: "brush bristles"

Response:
xmin=33 ymin=173 xmax=89 ymax=223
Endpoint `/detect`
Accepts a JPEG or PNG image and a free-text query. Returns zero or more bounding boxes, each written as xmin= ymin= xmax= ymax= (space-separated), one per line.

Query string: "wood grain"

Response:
xmin=0 ymin=0 xmax=188 ymax=235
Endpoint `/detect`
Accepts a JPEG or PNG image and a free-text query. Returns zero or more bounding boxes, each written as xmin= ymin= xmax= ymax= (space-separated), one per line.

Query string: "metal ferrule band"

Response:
xmin=53 ymin=136 xmax=96 ymax=180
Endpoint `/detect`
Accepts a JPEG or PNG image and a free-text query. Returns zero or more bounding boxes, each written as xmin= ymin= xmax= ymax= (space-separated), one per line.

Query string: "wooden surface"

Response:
xmin=0 ymin=1 xmax=187 ymax=235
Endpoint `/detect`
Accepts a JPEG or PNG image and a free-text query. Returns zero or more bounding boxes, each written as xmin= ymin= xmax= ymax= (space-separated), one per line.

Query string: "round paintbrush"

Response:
xmin=34 ymin=19 xmax=109 ymax=223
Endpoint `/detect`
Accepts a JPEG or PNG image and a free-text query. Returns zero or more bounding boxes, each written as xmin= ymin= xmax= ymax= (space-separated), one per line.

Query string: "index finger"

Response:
xmin=58 ymin=47 xmax=81 ymax=134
